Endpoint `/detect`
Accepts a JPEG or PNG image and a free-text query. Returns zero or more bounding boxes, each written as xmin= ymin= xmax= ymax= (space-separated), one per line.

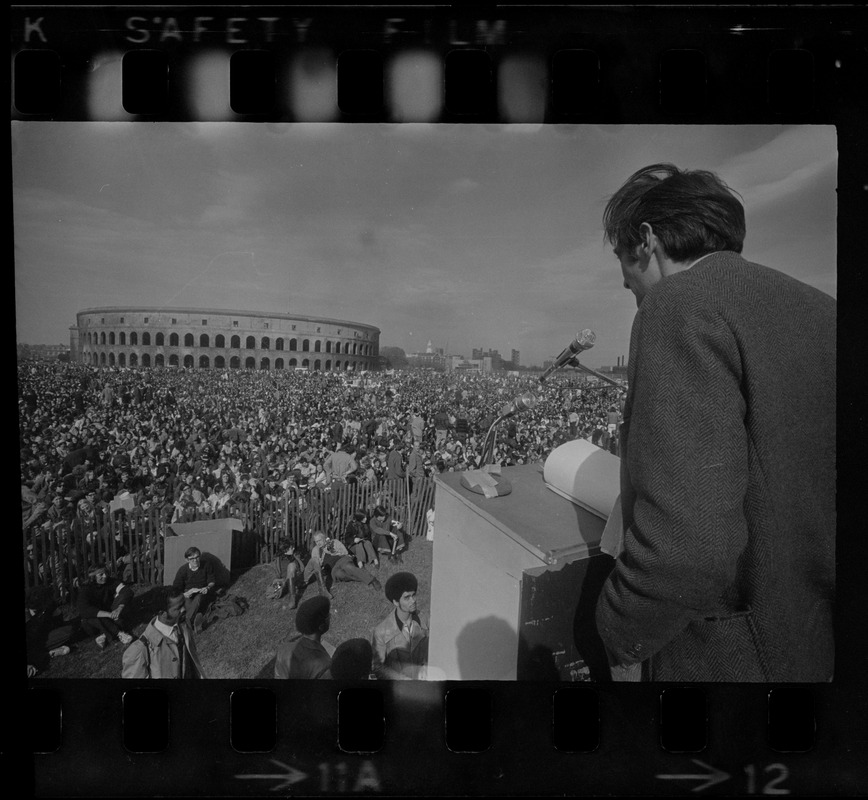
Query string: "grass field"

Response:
xmin=39 ymin=538 xmax=433 ymax=679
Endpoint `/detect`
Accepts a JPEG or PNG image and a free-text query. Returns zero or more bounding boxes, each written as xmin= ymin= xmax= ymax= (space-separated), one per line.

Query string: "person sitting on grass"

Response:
xmin=76 ymin=564 xmax=135 ymax=650
xmin=26 ymin=585 xmax=76 ymax=677
xmin=277 ymin=537 xmax=306 ymax=610
xmin=274 ymin=596 xmax=333 ymax=679
xmin=305 ymin=531 xmax=383 ymax=597
xmin=172 ymin=546 xmax=217 ymax=633
xmin=342 ymin=510 xmax=379 ymax=569
xmin=368 ymin=506 xmax=407 ymax=563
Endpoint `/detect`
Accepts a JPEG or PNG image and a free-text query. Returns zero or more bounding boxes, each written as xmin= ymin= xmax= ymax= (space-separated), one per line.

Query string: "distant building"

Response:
xmin=406 ymin=351 xmax=445 ymax=370
xmin=470 ymin=348 xmax=502 ymax=370
xmin=17 ymin=343 xmax=70 ymax=361
xmin=511 ymin=349 xmax=520 ymax=368
xmin=446 ymin=355 xmax=495 ymax=373
xmin=597 ymin=355 xmax=628 ymax=377
xmin=70 ymin=306 xmax=380 ymax=371
xmin=406 ymin=339 xmax=446 ymax=370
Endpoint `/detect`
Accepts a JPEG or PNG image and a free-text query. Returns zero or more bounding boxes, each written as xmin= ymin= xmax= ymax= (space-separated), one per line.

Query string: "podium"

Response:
xmin=428 ymin=464 xmax=612 ymax=681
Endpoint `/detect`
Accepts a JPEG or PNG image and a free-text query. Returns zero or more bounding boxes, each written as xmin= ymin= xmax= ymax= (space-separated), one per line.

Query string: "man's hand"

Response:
xmin=184 ymin=588 xmax=199 ymax=598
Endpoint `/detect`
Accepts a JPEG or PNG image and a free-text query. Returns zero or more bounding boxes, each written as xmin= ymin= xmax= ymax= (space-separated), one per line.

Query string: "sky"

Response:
xmin=12 ymin=122 xmax=837 ymax=368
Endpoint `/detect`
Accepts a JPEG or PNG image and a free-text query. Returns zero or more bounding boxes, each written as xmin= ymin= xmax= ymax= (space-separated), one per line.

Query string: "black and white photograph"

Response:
xmin=16 ymin=120 xmax=836 ymax=685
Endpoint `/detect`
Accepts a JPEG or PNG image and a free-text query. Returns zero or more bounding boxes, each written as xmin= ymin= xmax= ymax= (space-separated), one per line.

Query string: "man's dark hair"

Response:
xmin=385 ymin=571 xmax=418 ymax=603
xmin=603 ymin=163 xmax=746 ymax=263
xmin=25 ymin=585 xmax=56 ymax=612
xmin=86 ymin=564 xmax=108 ymax=582
xmin=183 ymin=546 xmax=201 ymax=559
xmin=330 ymin=638 xmax=373 ymax=680
xmin=164 ymin=584 xmax=185 ymax=609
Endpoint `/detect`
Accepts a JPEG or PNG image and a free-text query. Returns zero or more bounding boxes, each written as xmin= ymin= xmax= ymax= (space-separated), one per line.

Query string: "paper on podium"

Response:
xmin=543 ymin=439 xmax=621 ymax=521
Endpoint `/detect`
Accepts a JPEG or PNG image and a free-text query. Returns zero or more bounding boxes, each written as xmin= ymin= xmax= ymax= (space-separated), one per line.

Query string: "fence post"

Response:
xmin=109 ymin=512 xmax=118 ymax=571
xmin=23 ymin=524 xmax=34 ymax=591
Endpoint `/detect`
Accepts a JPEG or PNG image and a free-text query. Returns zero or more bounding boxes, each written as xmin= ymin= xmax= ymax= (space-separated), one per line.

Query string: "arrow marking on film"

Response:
xmin=235 ymin=759 xmax=308 ymax=791
xmin=656 ymin=759 xmax=730 ymax=792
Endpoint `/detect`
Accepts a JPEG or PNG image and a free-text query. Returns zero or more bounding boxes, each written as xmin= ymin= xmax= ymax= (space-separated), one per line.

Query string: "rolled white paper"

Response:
xmin=543 ymin=439 xmax=621 ymax=521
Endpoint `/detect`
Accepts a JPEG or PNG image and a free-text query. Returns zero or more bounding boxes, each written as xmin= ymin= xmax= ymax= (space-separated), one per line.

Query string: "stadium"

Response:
xmin=70 ymin=307 xmax=380 ymax=371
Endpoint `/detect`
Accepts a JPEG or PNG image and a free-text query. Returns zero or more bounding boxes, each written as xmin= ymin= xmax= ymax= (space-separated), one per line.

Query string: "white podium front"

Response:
xmin=428 ymin=464 xmax=611 ymax=681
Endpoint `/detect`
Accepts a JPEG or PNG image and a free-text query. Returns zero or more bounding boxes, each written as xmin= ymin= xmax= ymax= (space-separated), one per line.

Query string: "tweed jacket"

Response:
xmin=595 ymin=253 xmax=836 ymax=682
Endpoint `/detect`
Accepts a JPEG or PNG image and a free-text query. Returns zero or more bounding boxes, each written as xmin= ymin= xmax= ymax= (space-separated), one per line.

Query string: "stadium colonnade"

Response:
xmin=70 ymin=307 xmax=380 ymax=372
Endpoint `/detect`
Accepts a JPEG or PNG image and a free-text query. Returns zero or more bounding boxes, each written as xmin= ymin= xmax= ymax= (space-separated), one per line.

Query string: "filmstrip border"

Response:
xmin=12 ymin=3 xmax=867 ymax=798
xmin=10 ymin=6 xmax=867 ymax=123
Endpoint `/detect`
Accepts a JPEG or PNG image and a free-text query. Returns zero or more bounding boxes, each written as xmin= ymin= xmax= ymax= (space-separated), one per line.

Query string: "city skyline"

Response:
xmin=13 ymin=123 xmax=837 ymax=367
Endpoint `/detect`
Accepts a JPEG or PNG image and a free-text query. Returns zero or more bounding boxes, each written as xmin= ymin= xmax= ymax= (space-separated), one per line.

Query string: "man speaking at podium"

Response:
xmin=594 ymin=164 xmax=835 ymax=682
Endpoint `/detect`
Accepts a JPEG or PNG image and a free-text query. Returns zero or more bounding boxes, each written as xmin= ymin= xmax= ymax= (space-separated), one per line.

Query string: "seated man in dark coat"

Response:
xmin=342 ymin=511 xmax=379 ymax=569
xmin=172 ymin=546 xmax=217 ymax=633
xmin=26 ymin=585 xmax=76 ymax=676
xmin=77 ymin=565 xmax=135 ymax=649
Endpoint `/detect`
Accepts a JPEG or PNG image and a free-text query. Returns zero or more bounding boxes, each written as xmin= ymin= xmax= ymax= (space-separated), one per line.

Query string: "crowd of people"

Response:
xmin=20 ymin=359 xmax=623 ymax=529
xmin=21 ymin=358 xmax=624 ymax=677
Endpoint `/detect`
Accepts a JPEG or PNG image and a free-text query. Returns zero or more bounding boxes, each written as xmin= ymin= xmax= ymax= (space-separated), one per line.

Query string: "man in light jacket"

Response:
xmin=122 ymin=586 xmax=206 ymax=678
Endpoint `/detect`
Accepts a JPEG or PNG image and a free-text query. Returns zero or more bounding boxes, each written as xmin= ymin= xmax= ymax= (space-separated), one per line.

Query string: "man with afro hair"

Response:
xmin=371 ymin=571 xmax=429 ymax=680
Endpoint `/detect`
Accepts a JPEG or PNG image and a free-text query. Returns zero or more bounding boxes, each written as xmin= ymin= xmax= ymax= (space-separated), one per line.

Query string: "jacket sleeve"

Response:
xmin=172 ymin=565 xmax=187 ymax=590
xmin=76 ymin=585 xmax=103 ymax=619
xmin=371 ymin=625 xmax=388 ymax=674
xmin=370 ymin=626 xmax=407 ymax=680
xmin=595 ymin=283 xmax=749 ymax=667
xmin=121 ymin=640 xmax=149 ymax=678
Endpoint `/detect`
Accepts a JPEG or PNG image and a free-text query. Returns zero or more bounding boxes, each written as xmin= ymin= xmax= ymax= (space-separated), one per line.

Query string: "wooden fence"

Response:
xmin=23 ymin=477 xmax=436 ymax=601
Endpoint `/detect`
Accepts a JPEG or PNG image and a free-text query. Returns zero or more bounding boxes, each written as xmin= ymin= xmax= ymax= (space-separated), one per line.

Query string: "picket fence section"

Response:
xmin=23 ymin=477 xmax=436 ymax=601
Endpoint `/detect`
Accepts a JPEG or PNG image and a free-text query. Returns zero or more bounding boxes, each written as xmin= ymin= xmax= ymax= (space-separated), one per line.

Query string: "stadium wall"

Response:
xmin=71 ymin=306 xmax=380 ymax=372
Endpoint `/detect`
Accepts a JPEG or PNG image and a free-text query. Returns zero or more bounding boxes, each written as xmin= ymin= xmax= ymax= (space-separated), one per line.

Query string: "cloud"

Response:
xmin=721 ymin=126 xmax=837 ymax=210
xmin=198 ymin=204 xmax=246 ymax=226
xmin=448 ymin=177 xmax=480 ymax=194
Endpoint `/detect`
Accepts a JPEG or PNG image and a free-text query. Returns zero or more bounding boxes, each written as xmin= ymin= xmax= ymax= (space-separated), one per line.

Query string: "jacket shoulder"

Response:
xmin=121 ymin=636 xmax=150 ymax=677
xmin=372 ymin=613 xmax=397 ymax=640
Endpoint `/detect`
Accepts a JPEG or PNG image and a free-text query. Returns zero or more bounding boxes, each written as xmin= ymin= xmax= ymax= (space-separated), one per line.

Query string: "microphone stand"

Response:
xmin=566 ymin=358 xmax=624 ymax=389
xmin=460 ymin=394 xmax=534 ymax=497
xmin=480 ymin=414 xmax=506 ymax=468
xmin=461 ymin=415 xmax=512 ymax=497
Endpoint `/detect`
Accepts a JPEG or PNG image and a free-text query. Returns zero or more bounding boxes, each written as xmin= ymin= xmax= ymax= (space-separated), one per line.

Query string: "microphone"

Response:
xmin=479 ymin=391 xmax=539 ymax=466
xmin=539 ymin=329 xmax=596 ymax=383
xmin=498 ymin=391 xmax=538 ymax=420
